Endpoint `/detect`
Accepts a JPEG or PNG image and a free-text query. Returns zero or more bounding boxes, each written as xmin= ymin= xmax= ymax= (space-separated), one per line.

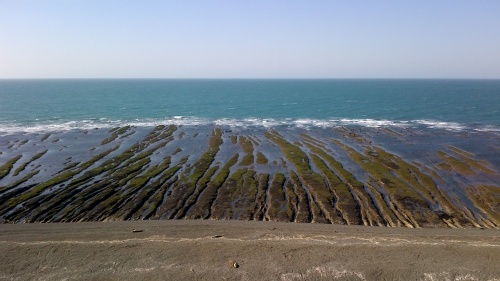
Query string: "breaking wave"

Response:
xmin=0 ymin=117 xmax=498 ymax=134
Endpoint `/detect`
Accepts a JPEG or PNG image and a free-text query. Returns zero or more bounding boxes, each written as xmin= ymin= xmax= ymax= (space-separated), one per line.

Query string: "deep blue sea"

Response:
xmin=0 ymin=79 xmax=499 ymax=133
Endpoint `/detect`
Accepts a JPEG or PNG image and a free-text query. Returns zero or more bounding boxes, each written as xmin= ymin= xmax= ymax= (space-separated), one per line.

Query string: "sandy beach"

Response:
xmin=1 ymin=220 xmax=499 ymax=280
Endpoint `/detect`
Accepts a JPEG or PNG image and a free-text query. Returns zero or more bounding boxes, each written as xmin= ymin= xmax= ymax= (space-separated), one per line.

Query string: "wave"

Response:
xmin=0 ymin=117 xmax=498 ymax=134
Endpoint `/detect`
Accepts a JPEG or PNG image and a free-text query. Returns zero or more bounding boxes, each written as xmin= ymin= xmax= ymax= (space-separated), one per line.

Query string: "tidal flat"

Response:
xmin=0 ymin=125 xmax=498 ymax=228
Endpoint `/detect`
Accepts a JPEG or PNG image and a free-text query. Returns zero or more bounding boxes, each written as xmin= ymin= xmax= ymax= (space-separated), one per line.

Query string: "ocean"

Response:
xmin=0 ymin=79 xmax=499 ymax=226
xmin=0 ymin=79 xmax=499 ymax=133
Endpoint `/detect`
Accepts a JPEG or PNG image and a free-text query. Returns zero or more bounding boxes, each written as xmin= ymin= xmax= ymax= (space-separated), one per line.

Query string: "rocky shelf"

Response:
xmin=0 ymin=125 xmax=498 ymax=228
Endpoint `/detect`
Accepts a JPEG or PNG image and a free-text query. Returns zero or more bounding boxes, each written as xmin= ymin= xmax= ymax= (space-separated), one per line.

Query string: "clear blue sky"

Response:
xmin=1 ymin=0 xmax=499 ymax=79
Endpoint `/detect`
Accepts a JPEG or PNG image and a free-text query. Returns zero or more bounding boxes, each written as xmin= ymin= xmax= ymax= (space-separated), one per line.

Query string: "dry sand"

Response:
xmin=1 ymin=220 xmax=499 ymax=281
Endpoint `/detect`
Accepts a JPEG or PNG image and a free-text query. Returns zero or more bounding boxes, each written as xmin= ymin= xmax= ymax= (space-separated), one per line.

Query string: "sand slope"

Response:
xmin=1 ymin=220 xmax=499 ymax=280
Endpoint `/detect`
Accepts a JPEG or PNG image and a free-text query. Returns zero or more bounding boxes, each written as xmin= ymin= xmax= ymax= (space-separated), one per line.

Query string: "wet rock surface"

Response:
xmin=0 ymin=125 xmax=498 ymax=228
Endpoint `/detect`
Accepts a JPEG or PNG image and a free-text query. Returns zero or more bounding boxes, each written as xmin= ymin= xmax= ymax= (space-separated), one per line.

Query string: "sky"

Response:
xmin=1 ymin=0 xmax=499 ymax=79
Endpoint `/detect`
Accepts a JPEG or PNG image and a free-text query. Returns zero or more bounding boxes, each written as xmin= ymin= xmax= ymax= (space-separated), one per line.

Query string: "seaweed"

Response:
xmin=0 ymin=155 xmax=22 ymax=180
xmin=155 ymin=129 xmax=224 ymax=219
xmin=256 ymin=151 xmax=268 ymax=164
xmin=265 ymin=173 xmax=289 ymax=221
xmin=0 ymin=170 xmax=40 ymax=197
xmin=41 ymin=133 xmax=51 ymax=141
xmin=466 ymin=185 xmax=500 ymax=227
xmin=437 ymin=151 xmax=476 ymax=176
xmin=238 ymin=136 xmax=254 ymax=166
xmin=0 ymin=147 xmax=117 ymax=216
xmin=251 ymin=173 xmax=269 ymax=220
xmin=265 ymin=130 xmax=332 ymax=223
xmin=230 ymin=135 xmax=237 ymax=144
xmin=333 ymin=140 xmax=442 ymax=227
xmin=13 ymin=150 xmax=48 ymax=177
xmin=185 ymin=153 xmax=239 ymax=219
xmin=211 ymin=167 xmax=248 ymax=220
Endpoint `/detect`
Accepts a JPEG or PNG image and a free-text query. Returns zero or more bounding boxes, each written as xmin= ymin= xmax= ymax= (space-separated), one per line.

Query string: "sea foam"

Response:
xmin=0 ymin=117 xmax=498 ymax=135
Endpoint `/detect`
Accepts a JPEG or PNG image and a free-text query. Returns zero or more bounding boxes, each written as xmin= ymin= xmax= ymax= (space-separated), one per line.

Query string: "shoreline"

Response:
xmin=1 ymin=118 xmax=499 ymax=136
xmin=1 ymin=125 xmax=499 ymax=228
xmin=1 ymin=220 xmax=499 ymax=280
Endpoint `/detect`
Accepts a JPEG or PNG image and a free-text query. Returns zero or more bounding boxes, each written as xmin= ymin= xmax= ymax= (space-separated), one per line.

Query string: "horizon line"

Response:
xmin=1 ymin=77 xmax=500 ymax=80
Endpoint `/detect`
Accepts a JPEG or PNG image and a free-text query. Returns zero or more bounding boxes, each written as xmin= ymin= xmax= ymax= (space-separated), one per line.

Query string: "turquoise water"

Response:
xmin=0 ymin=79 xmax=499 ymax=133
